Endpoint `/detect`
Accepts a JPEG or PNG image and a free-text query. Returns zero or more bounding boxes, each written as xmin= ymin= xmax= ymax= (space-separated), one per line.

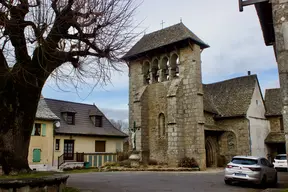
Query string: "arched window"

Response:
xmin=170 ymin=54 xmax=179 ymax=78
xmin=158 ymin=113 xmax=165 ymax=137
xmin=142 ymin=61 xmax=150 ymax=85
xmin=160 ymin=57 xmax=169 ymax=81
xmin=151 ymin=59 xmax=159 ymax=83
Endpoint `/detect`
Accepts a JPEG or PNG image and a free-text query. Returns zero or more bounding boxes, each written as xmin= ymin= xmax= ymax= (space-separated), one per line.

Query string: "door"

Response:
xmin=64 ymin=140 xmax=74 ymax=160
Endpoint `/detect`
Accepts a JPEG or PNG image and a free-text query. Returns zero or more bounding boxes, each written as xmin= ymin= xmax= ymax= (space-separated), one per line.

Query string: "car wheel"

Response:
xmin=225 ymin=180 xmax=232 ymax=185
xmin=271 ymin=173 xmax=278 ymax=187
xmin=260 ymin=175 xmax=267 ymax=188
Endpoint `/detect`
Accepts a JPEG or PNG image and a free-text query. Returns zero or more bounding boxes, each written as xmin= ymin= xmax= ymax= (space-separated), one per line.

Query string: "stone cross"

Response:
xmin=160 ymin=20 xmax=165 ymax=29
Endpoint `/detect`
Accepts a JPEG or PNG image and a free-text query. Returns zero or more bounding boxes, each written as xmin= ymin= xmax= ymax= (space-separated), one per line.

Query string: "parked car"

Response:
xmin=224 ymin=156 xmax=277 ymax=186
xmin=273 ymin=154 xmax=287 ymax=171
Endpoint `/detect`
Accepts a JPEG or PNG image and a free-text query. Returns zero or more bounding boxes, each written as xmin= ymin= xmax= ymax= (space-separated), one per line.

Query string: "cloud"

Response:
xmin=43 ymin=0 xmax=279 ymax=121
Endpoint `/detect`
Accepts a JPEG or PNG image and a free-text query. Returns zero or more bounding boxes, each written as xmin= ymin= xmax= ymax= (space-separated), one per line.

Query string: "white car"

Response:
xmin=224 ymin=156 xmax=277 ymax=186
xmin=273 ymin=154 xmax=287 ymax=171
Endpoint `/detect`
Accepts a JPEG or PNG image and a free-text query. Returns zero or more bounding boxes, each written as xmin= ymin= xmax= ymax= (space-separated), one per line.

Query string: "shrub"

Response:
xmin=117 ymin=151 xmax=131 ymax=162
xmin=148 ymin=159 xmax=158 ymax=165
xmin=178 ymin=157 xmax=199 ymax=168
xmin=118 ymin=159 xmax=131 ymax=168
xmin=103 ymin=162 xmax=119 ymax=167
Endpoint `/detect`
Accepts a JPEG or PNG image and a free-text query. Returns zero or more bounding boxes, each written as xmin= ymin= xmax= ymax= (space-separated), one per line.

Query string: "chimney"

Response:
xmin=248 ymin=71 xmax=251 ymax=76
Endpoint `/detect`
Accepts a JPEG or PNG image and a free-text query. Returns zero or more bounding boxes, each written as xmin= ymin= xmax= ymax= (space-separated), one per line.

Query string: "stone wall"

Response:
xmin=268 ymin=116 xmax=281 ymax=132
xmin=0 ymin=175 xmax=69 ymax=192
xmin=216 ymin=117 xmax=251 ymax=156
xmin=128 ymin=43 xmax=206 ymax=169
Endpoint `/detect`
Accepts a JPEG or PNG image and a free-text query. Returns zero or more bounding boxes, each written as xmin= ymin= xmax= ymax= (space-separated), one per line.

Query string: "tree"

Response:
xmin=110 ymin=119 xmax=129 ymax=134
xmin=0 ymin=0 xmax=138 ymax=175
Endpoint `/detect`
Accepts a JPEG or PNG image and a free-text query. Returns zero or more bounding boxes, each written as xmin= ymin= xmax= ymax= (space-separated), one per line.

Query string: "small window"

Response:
xmin=34 ymin=123 xmax=41 ymax=136
xmin=95 ymin=115 xmax=102 ymax=127
xmin=256 ymin=100 xmax=258 ymax=105
xmin=55 ymin=139 xmax=60 ymax=150
xmin=280 ymin=117 xmax=284 ymax=132
xmin=67 ymin=112 xmax=75 ymax=125
xmin=95 ymin=141 xmax=106 ymax=152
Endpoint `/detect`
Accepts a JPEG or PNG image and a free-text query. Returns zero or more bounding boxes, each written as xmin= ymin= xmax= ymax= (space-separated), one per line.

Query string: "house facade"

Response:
xmin=28 ymin=97 xmax=127 ymax=171
xmin=123 ymin=23 xmax=270 ymax=170
xmin=29 ymin=98 xmax=60 ymax=171
xmin=264 ymin=88 xmax=286 ymax=162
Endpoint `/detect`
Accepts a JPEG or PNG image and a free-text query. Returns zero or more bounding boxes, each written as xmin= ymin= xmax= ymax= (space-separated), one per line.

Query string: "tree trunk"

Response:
xmin=0 ymin=78 xmax=41 ymax=175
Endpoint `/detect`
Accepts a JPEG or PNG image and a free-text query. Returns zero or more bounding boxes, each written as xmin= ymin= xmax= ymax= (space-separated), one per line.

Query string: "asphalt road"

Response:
xmin=67 ymin=170 xmax=270 ymax=192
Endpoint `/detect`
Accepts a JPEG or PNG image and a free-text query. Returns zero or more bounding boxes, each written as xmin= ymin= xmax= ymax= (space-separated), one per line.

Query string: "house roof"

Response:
xmin=265 ymin=132 xmax=285 ymax=144
xmin=122 ymin=23 xmax=209 ymax=60
xmin=44 ymin=98 xmax=128 ymax=138
xmin=36 ymin=98 xmax=59 ymax=120
xmin=203 ymin=75 xmax=258 ymax=117
xmin=265 ymin=88 xmax=281 ymax=116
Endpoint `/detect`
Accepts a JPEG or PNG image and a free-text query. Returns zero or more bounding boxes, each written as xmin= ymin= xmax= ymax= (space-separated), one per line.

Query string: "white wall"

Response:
xmin=247 ymin=81 xmax=271 ymax=157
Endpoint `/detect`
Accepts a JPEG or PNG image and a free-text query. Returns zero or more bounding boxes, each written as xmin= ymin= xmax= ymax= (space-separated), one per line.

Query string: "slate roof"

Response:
xmin=122 ymin=23 xmax=209 ymax=60
xmin=44 ymin=98 xmax=128 ymax=137
xmin=265 ymin=88 xmax=281 ymax=116
xmin=36 ymin=98 xmax=59 ymax=120
xmin=203 ymin=75 xmax=258 ymax=117
xmin=265 ymin=132 xmax=285 ymax=143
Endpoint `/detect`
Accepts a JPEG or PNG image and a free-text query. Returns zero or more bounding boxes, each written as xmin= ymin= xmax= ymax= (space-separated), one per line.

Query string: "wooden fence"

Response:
xmin=84 ymin=153 xmax=117 ymax=167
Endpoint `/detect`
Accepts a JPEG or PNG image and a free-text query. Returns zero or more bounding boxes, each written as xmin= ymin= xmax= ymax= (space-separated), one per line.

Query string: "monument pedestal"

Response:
xmin=129 ymin=151 xmax=141 ymax=168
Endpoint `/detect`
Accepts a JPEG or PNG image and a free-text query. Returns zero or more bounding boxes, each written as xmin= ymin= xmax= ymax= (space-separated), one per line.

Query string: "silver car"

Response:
xmin=224 ymin=156 xmax=277 ymax=186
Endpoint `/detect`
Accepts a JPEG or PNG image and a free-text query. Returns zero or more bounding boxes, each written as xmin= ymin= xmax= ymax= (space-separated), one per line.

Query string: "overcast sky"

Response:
xmin=42 ymin=0 xmax=279 ymax=122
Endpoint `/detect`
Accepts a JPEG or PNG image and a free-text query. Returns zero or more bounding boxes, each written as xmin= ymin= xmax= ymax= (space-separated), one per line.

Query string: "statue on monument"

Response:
xmin=130 ymin=121 xmax=137 ymax=151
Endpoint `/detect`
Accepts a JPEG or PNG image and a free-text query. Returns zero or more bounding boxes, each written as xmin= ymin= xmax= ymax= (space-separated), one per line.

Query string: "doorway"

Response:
xmin=205 ymin=138 xmax=217 ymax=167
xmin=64 ymin=140 xmax=74 ymax=160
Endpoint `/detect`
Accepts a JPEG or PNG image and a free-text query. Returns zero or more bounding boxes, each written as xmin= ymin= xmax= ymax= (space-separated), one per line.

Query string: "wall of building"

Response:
xmin=268 ymin=116 xmax=282 ymax=132
xmin=128 ymin=43 xmax=206 ymax=169
xmin=216 ymin=118 xmax=251 ymax=157
xmin=28 ymin=120 xmax=54 ymax=171
xmin=53 ymin=135 xmax=124 ymax=166
xmin=247 ymin=82 xmax=270 ymax=157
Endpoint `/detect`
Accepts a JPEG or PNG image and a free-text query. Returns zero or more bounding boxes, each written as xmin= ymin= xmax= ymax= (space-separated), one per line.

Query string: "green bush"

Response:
xmin=178 ymin=157 xmax=199 ymax=168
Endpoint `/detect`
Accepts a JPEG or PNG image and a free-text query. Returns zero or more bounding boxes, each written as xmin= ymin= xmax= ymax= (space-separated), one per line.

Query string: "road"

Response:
xmin=67 ymin=170 xmax=273 ymax=192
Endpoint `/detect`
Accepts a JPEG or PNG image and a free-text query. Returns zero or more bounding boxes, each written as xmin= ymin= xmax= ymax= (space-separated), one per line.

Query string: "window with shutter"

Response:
xmin=34 ymin=123 xmax=41 ymax=136
xmin=95 ymin=141 xmax=106 ymax=152
xmin=33 ymin=149 xmax=41 ymax=162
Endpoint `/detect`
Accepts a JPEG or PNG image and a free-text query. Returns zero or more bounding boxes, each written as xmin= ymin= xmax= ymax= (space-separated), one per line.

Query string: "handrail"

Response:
xmin=58 ymin=154 xmax=65 ymax=169
xmin=58 ymin=152 xmax=85 ymax=169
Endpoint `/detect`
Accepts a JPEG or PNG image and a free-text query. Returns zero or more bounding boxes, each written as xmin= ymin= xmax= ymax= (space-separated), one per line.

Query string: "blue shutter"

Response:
xmin=33 ymin=149 xmax=41 ymax=162
xmin=31 ymin=124 xmax=35 ymax=136
xmin=41 ymin=124 xmax=46 ymax=136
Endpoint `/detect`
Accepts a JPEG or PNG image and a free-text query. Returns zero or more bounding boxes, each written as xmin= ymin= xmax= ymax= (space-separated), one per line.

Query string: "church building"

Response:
xmin=122 ymin=23 xmax=270 ymax=170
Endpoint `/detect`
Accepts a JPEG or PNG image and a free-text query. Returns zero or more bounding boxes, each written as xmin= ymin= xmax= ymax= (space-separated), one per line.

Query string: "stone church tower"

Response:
xmin=122 ymin=23 xmax=209 ymax=170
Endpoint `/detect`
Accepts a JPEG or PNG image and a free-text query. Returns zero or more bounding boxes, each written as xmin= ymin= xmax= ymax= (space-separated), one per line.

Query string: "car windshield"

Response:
xmin=231 ymin=158 xmax=258 ymax=165
xmin=275 ymin=155 xmax=287 ymax=160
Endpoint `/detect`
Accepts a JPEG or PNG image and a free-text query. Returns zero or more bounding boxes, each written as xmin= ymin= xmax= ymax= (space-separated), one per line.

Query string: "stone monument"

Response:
xmin=128 ymin=121 xmax=141 ymax=167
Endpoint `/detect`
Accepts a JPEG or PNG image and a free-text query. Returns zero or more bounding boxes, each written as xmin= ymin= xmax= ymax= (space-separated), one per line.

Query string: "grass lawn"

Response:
xmin=63 ymin=168 xmax=99 ymax=174
xmin=0 ymin=171 xmax=62 ymax=179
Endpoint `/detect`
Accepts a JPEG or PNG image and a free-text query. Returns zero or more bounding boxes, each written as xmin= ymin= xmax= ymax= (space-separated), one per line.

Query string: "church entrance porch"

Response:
xmin=205 ymin=130 xmax=238 ymax=168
